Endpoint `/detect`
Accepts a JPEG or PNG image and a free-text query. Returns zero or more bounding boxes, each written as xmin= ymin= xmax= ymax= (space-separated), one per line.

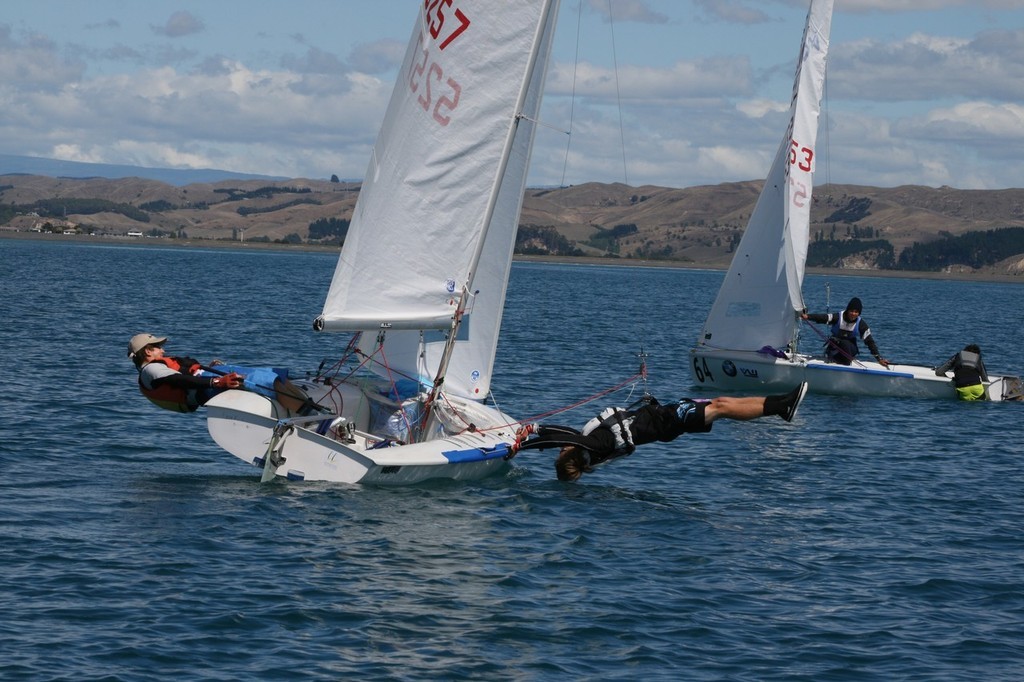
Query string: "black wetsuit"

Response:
xmin=519 ymin=396 xmax=712 ymax=467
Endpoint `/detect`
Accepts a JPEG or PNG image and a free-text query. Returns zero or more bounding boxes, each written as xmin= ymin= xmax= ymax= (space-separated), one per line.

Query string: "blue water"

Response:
xmin=2 ymin=237 xmax=1023 ymax=680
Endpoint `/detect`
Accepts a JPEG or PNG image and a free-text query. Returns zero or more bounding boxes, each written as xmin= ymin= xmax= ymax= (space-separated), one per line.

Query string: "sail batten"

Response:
xmin=317 ymin=314 xmax=454 ymax=333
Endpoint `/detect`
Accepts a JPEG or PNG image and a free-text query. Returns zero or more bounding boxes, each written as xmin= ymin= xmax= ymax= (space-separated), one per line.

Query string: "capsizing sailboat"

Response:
xmin=205 ymin=0 xmax=563 ymax=483
xmin=689 ymin=0 xmax=1020 ymax=401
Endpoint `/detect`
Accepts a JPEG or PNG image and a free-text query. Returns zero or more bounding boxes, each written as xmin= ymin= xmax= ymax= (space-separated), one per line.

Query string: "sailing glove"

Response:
xmin=212 ymin=372 xmax=243 ymax=389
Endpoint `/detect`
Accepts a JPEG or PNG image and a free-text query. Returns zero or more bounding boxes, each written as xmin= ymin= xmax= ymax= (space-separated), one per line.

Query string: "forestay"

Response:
xmin=317 ymin=1 xmax=558 ymax=400
xmin=697 ymin=0 xmax=832 ymax=354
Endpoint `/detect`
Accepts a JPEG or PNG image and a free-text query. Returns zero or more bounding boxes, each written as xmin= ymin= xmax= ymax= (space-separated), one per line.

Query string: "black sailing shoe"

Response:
xmin=780 ymin=382 xmax=809 ymax=422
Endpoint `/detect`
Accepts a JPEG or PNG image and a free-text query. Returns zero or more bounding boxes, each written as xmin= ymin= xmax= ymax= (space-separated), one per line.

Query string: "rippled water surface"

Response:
xmin=2 ymin=238 xmax=1023 ymax=680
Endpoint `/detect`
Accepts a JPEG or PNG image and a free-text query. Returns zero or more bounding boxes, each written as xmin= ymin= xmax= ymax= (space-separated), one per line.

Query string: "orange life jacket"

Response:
xmin=137 ymin=357 xmax=204 ymax=413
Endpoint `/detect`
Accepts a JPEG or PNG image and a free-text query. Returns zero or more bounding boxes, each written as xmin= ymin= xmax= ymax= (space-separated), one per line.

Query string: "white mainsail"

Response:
xmin=317 ymin=1 xmax=558 ymax=400
xmin=697 ymin=0 xmax=832 ymax=354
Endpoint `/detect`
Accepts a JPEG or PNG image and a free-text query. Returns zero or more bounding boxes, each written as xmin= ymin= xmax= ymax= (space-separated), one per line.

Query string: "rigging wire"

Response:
xmin=481 ymin=362 xmax=648 ymax=434
xmin=558 ymin=0 xmax=630 ymax=187
xmin=559 ymin=0 xmax=584 ymax=188
xmin=607 ymin=0 xmax=629 ymax=186
xmin=485 ymin=348 xmax=650 ymax=435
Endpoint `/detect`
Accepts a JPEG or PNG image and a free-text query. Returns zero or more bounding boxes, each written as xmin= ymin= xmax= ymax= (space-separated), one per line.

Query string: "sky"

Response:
xmin=2 ymin=0 xmax=1023 ymax=190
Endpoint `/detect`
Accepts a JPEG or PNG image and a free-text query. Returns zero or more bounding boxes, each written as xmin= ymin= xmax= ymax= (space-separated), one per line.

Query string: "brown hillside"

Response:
xmin=3 ymin=173 xmax=1024 ymax=276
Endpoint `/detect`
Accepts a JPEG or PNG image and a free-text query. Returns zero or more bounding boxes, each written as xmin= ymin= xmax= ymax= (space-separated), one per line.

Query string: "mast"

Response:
xmin=418 ymin=0 xmax=559 ymax=436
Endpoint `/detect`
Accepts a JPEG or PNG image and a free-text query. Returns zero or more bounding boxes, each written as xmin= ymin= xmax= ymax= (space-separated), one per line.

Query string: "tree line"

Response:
xmin=807 ymin=227 xmax=1024 ymax=271
xmin=11 ymin=198 xmax=150 ymax=223
xmin=896 ymin=227 xmax=1024 ymax=270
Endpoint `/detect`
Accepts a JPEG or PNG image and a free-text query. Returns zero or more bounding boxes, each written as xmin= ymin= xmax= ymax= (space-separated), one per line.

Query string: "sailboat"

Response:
xmin=689 ymin=0 xmax=1020 ymax=401
xmin=205 ymin=0 xmax=562 ymax=483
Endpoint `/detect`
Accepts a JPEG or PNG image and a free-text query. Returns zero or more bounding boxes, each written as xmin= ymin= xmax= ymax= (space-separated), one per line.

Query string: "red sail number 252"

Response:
xmin=410 ymin=2 xmax=471 ymax=126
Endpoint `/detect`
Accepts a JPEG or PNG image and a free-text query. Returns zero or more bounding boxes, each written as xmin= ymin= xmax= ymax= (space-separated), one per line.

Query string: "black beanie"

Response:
xmin=846 ymin=297 xmax=862 ymax=314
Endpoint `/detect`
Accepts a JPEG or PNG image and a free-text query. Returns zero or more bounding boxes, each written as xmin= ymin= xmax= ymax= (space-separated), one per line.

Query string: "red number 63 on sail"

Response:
xmin=789 ymin=139 xmax=813 ymax=172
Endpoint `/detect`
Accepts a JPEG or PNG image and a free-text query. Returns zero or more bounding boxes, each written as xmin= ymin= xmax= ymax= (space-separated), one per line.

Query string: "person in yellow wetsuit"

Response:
xmin=935 ymin=344 xmax=989 ymax=401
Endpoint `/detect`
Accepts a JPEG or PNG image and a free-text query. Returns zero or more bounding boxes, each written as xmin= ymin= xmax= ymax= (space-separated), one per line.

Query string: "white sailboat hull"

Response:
xmin=690 ymin=349 xmax=1021 ymax=401
xmin=206 ymin=385 xmax=518 ymax=485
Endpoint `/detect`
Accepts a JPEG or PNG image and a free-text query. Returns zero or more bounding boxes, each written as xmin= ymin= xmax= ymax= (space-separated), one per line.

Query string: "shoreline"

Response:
xmin=4 ymin=230 xmax=1022 ymax=284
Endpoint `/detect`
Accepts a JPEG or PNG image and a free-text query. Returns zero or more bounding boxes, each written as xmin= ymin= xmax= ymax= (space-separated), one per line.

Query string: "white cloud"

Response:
xmin=347 ymin=39 xmax=405 ymax=75
xmin=586 ymin=0 xmax=670 ymax=24
xmin=693 ymin=0 xmax=775 ymax=25
xmin=1 ymin=50 xmax=392 ymax=177
xmin=547 ymin=56 xmax=752 ymax=100
xmin=0 ymin=26 xmax=84 ymax=88
xmin=839 ymin=0 xmax=1022 ymax=11
xmin=898 ymin=101 xmax=1024 ymax=144
xmin=152 ymin=11 xmax=204 ymax=38
xmin=3 ymin=3 xmax=1024 ymax=189
xmin=829 ymin=30 xmax=1024 ymax=101
xmin=698 ymin=145 xmax=773 ymax=182
xmin=737 ymin=98 xmax=789 ymax=118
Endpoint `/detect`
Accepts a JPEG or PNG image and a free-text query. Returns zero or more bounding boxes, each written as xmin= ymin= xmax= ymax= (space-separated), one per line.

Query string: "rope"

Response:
xmin=501 ymin=366 xmax=647 ymax=458
xmin=491 ymin=368 xmax=647 ymax=432
xmin=438 ymin=390 xmax=477 ymax=433
xmin=512 ymin=353 xmax=648 ymax=429
xmin=434 ymin=368 xmax=648 ymax=440
xmin=311 ymin=334 xmax=430 ymax=428
xmin=370 ymin=339 xmax=420 ymax=440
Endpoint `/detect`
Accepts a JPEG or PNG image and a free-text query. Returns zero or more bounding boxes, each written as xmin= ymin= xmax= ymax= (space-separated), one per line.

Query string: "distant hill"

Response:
xmin=520 ymin=182 xmax=1024 ymax=276
xmin=0 ymin=154 xmax=289 ymax=186
xmin=3 ymin=172 xmax=1024 ymax=279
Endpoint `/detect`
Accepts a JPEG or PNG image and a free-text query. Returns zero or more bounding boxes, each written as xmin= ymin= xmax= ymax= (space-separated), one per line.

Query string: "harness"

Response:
xmin=582 ymin=407 xmax=636 ymax=456
xmin=138 ymin=357 xmax=203 ymax=413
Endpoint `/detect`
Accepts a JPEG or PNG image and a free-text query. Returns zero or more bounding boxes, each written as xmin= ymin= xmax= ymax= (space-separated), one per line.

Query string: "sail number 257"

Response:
xmin=425 ymin=1 xmax=471 ymax=51
xmin=409 ymin=3 xmax=470 ymax=127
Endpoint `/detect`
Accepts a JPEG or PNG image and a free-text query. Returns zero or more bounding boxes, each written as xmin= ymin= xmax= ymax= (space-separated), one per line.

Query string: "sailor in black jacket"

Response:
xmin=801 ymin=297 xmax=890 ymax=367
